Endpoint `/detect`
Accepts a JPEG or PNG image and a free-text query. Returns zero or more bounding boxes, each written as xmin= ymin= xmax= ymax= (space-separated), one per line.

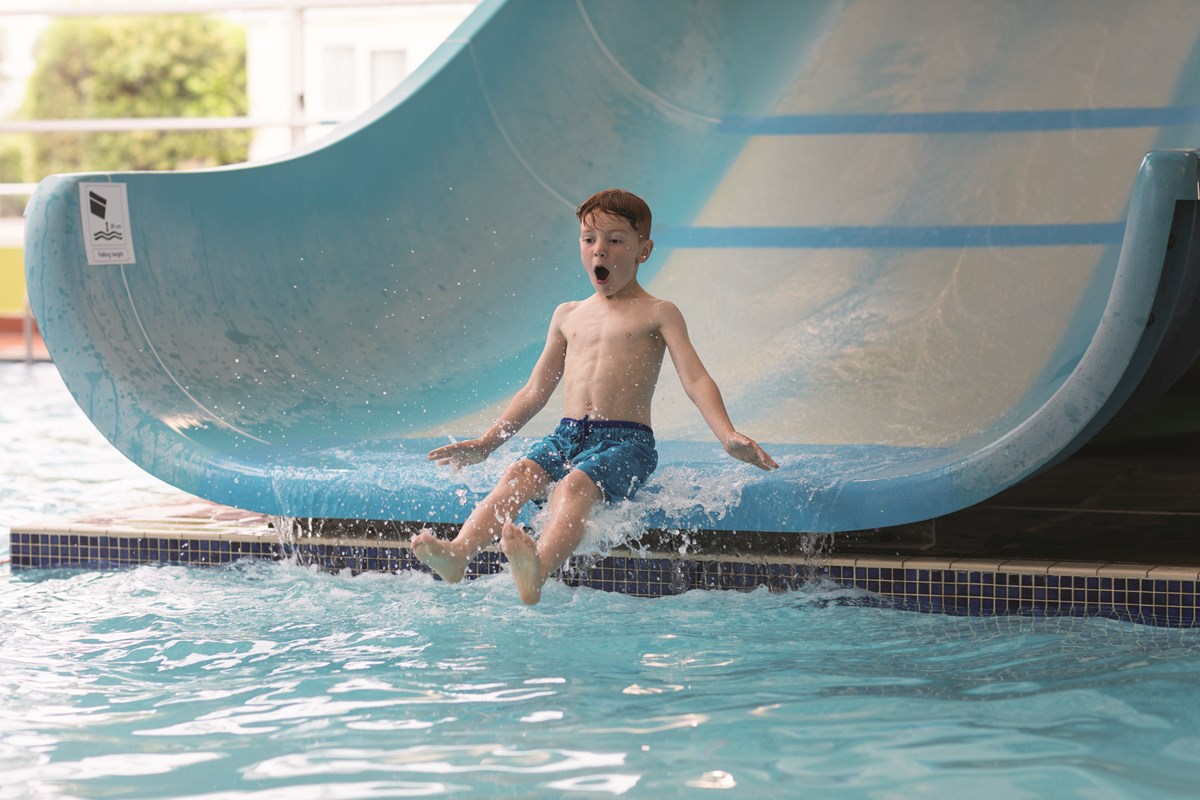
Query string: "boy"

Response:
xmin=412 ymin=188 xmax=777 ymax=604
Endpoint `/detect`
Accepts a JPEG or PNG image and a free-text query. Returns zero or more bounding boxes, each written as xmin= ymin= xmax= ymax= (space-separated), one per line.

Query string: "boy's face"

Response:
xmin=579 ymin=211 xmax=653 ymax=298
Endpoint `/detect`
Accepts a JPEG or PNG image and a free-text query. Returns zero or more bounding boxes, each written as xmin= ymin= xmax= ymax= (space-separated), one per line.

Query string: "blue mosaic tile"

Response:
xmin=10 ymin=527 xmax=1200 ymax=626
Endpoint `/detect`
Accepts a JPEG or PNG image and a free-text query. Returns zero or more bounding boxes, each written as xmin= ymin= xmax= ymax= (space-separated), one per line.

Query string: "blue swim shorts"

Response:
xmin=523 ymin=416 xmax=658 ymax=502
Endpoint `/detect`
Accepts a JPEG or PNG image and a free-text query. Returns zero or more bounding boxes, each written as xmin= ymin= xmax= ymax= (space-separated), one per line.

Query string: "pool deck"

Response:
xmin=9 ymin=427 xmax=1200 ymax=625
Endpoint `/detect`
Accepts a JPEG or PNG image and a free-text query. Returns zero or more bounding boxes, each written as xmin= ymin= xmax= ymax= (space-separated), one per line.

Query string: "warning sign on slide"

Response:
xmin=79 ymin=182 xmax=136 ymax=265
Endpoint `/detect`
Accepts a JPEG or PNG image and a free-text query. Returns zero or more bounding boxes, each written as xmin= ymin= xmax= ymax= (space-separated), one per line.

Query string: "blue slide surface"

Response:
xmin=24 ymin=0 xmax=1200 ymax=533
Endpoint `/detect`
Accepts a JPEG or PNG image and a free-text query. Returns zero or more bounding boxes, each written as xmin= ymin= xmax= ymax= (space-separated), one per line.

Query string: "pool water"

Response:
xmin=5 ymin=362 xmax=1200 ymax=798
xmin=5 ymin=565 xmax=1200 ymax=798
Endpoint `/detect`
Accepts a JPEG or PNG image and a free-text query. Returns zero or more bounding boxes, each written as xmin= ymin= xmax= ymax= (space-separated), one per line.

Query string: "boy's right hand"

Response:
xmin=428 ymin=438 xmax=495 ymax=470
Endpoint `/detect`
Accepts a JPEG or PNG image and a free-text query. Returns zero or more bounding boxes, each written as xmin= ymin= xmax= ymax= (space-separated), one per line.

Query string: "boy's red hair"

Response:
xmin=575 ymin=188 xmax=652 ymax=240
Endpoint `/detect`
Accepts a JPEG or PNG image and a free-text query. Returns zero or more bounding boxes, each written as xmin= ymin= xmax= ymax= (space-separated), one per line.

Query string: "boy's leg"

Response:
xmin=501 ymin=468 xmax=602 ymax=605
xmin=412 ymin=459 xmax=551 ymax=582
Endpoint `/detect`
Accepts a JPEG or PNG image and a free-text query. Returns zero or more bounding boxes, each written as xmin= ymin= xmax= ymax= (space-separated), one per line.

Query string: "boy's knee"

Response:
xmin=498 ymin=459 xmax=549 ymax=493
xmin=506 ymin=459 xmax=541 ymax=480
xmin=560 ymin=469 xmax=603 ymax=501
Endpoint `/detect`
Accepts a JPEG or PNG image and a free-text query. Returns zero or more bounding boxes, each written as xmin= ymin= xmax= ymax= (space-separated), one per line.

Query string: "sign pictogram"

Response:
xmin=79 ymin=182 xmax=136 ymax=265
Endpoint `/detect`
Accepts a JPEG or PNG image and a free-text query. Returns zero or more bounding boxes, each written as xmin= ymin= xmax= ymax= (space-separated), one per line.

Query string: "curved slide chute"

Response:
xmin=24 ymin=0 xmax=1200 ymax=533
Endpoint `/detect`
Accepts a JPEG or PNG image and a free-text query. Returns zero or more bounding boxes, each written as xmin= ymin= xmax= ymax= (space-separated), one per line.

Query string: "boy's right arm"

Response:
xmin=428 ymin=304 xmax=570 ymax=469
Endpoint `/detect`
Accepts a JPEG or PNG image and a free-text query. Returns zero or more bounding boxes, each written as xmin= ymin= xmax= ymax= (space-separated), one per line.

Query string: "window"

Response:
xmin=321 ymin=45 xmax=356 ymax=116
xmin=370 ymin=49 xmax=408 ymax=104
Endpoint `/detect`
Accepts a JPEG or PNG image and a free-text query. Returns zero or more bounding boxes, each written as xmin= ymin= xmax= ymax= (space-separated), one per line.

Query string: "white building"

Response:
xmin=242 ymin=2 xmax=477 ymax=160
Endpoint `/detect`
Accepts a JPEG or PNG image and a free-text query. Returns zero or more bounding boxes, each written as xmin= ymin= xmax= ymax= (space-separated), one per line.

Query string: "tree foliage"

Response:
xmin=23 ymin=15 xmax=250 ymax=177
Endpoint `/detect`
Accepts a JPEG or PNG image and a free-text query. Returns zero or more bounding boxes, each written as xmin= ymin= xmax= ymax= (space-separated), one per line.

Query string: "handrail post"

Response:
xmin=22 ymin=292 xmax=33 ymax=365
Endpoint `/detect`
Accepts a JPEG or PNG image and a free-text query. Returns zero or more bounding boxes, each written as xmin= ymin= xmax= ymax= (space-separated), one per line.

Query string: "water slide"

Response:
xmin=23 ymin=0 xmax=1200 ymax=534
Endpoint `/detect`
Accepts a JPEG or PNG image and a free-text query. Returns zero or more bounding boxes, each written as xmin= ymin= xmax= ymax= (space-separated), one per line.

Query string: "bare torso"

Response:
xmin=556 ymin=294 xmax=668 ymax=427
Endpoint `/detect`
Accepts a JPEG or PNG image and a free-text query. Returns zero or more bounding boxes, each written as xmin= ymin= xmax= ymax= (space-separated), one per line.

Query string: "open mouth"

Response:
xmin=593 ymin=266 xmax=610 ymax=282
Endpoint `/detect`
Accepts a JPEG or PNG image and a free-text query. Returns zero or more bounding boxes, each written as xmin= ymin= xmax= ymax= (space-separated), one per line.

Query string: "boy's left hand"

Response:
xmin=723 ymin=432 xmax=779 ymax=471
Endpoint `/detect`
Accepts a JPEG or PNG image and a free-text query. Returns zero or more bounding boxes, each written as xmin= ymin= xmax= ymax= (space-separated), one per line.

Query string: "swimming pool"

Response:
xmin=5 ymin=362 xmax=1200 ymax=798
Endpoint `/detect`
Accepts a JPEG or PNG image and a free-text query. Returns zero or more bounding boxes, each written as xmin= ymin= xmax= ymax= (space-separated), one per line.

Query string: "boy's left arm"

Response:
xmin=659 ymin=302 xmax=779 ymax=471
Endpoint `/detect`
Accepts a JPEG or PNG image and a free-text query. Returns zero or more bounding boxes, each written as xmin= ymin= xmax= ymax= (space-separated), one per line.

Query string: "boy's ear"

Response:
xmin=639 ymin=238 xmax=654 ymax=262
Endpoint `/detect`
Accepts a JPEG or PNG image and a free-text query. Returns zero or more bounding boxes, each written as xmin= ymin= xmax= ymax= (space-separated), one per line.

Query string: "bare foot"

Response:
xmin=500 ymin=522 xmax=545 ymax=605
xmin=411 ymin=529 xmax=468 ymax=583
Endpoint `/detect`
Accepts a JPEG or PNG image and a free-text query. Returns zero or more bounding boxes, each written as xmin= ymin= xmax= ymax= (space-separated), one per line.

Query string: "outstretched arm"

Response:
xmin=428 ymin=304 xmax=570 ymax=469
xmin=659 ymin=302 xmax=778 ymax=471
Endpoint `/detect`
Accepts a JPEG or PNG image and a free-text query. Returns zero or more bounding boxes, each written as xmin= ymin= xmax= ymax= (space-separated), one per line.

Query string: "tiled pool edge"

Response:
xmin=9 ymin=507 xmax=1200 ymax=627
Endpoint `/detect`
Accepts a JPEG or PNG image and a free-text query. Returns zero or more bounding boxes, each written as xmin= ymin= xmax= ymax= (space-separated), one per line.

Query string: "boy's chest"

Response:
xmin=562 ymin=309 xmax=663 ymax=354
